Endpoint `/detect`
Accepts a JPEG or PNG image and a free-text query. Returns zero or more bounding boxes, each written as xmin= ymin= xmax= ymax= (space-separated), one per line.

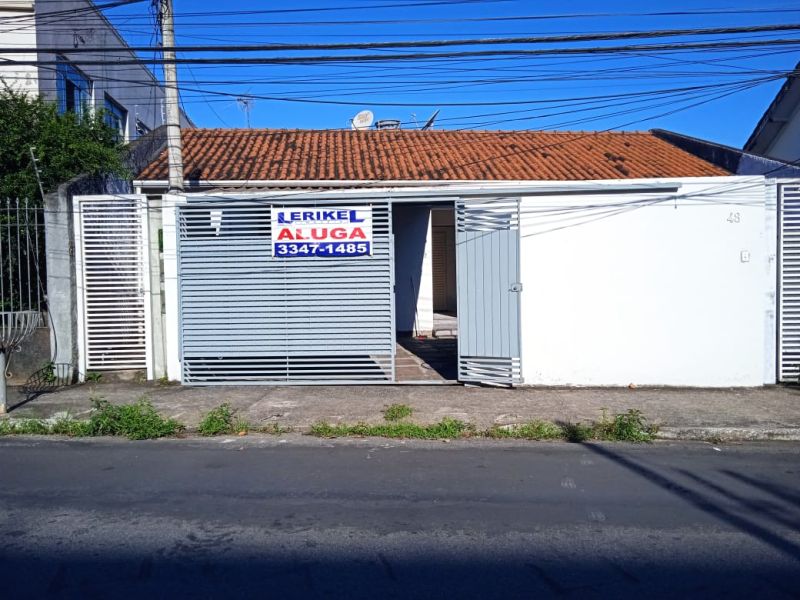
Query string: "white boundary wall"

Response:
xmin=160 ymin=178 xmax=775 ymax=386
xmin=518 ymin=176 xmax=774 ymax=387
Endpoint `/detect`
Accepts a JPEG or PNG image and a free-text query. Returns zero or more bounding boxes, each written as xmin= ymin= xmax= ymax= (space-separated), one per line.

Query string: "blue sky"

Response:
xmin=105 ymin=0 xmax=800 ymax=147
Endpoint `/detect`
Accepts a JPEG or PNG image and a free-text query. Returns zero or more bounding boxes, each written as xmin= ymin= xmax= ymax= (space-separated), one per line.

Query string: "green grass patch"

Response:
xmin=0 ymin=397 xmax=184 ymax=440
xmin=310 ymin=417 xmax=474 ymax=440
xmin=0 ymin=418 xmax=50 ymax=436
xmin=383 ymin=403 xmax=413 ymax=421
xmin=592 ymin=409 xmax=658 ymax=442
xmin=562 ymin=422 xmax=595 ymax=443
xmin=198 ymin=403 xmax=250 ymax=436
xmin=85 ymin=397 xmax=184 ymax=440
xmin=486 ymin=420 xmax=564 ymax=440
xmin=310 ymin=409 xmax=657 ymax=443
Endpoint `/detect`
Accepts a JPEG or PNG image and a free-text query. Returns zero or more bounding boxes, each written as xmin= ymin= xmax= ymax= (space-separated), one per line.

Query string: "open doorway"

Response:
xmin=392 ymin=203 xmax=458 ymax=382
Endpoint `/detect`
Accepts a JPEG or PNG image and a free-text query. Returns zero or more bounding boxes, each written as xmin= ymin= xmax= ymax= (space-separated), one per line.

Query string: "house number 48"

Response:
xmin=727 ymin=212 xmax=741 ymax=223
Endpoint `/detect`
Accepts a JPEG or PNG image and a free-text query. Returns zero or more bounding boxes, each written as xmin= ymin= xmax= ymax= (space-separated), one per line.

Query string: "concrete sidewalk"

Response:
xmin=5 ymin=382 xmax=800 ymax=441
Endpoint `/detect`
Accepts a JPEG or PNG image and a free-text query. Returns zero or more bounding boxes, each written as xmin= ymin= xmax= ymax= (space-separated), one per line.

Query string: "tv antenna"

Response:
xmin=421 ymin=109 xmax=440 ymax=130
xmin=351 ymin=110 xmax=374 ymax=130
xmin=236 ymin=97 xmax=255 ymax=128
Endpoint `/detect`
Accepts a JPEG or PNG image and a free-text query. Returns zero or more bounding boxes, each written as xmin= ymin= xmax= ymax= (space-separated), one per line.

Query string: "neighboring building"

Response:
xmin=745 ymin=62 xmax=800 ymax=162
xmin=56 ymin=128 xmax=800 ymax=388
xmin=0 ymin=0 xmax=192 ymax=141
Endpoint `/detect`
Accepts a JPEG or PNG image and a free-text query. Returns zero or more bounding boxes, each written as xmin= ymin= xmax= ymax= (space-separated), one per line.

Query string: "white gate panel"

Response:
xmin=456 ymin=198 xmax=522 ymax=385
xmin=75 ymin=196 xmax=151 ymax=375
xmin=779 ymin=183 xmax=800 ymax=382
xmin=177 ymin=199 xmax=394 ymax=385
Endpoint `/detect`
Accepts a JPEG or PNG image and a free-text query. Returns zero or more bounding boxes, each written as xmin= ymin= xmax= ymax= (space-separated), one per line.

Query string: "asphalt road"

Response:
xmin=1 ymin=436 xmax=799 ymax=599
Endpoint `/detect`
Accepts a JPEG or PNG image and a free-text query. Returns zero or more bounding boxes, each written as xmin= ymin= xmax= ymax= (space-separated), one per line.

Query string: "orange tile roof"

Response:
xmin=137 ymin=128 xmax=730 ymax=182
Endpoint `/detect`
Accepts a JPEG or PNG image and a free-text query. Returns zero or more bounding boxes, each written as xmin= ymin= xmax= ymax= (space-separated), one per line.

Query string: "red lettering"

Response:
xmin=277 ymin=228 xmax=294 ymax=240
xmin=349 ymin=227 xmax=366 ymax=240
xmin=311 ymin=228 xmax=327 ymax=240
xmin=330 ymin=228 xmax=347 ymax=239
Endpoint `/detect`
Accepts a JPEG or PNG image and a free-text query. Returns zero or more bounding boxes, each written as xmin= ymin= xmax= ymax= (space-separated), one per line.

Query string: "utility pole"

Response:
xmin=160 ymin=0 xmax=183 ymax=191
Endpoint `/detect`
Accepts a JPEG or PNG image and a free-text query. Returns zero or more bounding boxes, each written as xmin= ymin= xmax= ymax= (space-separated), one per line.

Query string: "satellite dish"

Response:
xmin=351 ymin=110 xmax=374 ymax=130
xmin=421 ymin=109 xmax=440 ymax=130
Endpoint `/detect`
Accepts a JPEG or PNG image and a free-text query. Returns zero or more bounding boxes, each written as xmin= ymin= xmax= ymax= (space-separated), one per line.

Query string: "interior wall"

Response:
xmin=432 ymin=208 xmax=457 ymax=313
xmin=518 ymin=178 xmax=772 ymax=387
xmin=393 ymin=205 xmax=433 ymax=334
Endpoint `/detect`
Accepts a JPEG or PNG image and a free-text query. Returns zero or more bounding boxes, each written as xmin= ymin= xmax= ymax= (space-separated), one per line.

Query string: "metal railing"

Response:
xmin=0 ymin=199 xmax=46 ymax=314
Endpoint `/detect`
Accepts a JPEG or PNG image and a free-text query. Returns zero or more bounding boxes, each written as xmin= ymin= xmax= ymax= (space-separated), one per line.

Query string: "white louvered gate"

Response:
xmin=176 ymin=199 xmax=395 ymax=384
xmin=75 ymin=196 xmax=151 ymax=376
xmin=779 ymin=183 xmax=800 ymax=382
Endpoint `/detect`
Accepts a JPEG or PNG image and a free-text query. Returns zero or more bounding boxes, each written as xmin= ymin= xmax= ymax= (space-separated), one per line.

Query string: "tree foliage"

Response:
xmin=0 ymin=86 xmax=126 ymax=202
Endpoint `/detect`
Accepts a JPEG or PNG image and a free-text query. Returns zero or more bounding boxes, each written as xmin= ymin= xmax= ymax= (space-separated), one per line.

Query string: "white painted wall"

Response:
xmin=0 ymin=2 xmax=38 ymax=96
xmin=161 ymin=194 xmax=183 ymax=382
xmin=518 ymin=177 xmax=773 ymax=387
xmin=393 ymin=204 xmax=433 ymax=335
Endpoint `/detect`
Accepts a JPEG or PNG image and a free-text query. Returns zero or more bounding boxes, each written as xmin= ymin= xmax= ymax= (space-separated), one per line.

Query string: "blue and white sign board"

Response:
xmin=271 ymin=206 xmax=373 ymax=258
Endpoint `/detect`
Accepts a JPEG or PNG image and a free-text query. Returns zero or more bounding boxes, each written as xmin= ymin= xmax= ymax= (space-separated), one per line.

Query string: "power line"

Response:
xmin=7 ymin=38 xmax=800 ymax=69
xmin=4 ymin=56 xmax=779 ymax=109
xmin=5 ymin=23 xmax=800 ymax=54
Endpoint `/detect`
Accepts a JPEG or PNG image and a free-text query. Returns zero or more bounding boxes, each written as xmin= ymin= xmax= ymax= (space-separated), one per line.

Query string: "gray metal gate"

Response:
xmin=177 ymin=199 xmax=394 ymax=384
xmin=456 ymin=198 xmax=522 ymax=385
xmin=779 ymin=183 xmax=800 ymax=382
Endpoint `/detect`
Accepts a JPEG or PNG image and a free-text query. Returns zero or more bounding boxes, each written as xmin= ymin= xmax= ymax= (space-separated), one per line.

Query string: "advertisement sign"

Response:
xmin=271 ymin=206 xmax=373 ymax=257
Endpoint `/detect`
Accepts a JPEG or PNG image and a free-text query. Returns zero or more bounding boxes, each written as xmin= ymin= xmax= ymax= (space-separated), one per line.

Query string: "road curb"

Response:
xmin=657 ymin=426 xmax=800 ymax=442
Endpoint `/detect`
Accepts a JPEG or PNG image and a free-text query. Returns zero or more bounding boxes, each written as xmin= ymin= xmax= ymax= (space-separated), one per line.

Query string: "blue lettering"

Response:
xmin=278 ymin=208 xmax=366 ymax=225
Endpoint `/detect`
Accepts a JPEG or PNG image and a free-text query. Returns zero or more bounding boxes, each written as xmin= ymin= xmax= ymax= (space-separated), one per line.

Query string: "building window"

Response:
xmin=104 ymin=94 xmax=127 ymax=141
xmin=56 ymin=59 xmax=91 ymax=115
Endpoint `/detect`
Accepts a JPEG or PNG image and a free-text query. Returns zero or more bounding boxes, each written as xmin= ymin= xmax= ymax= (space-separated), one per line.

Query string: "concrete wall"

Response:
xmin=518 ymin=177 xmax=773 ymax=387
xmin=6 ymin=326 xmax=50 ymax=385
xmin=44 ymin=175 xmax=133 ymax=382
xmin=392 ymin=204 xmax=433 ymax=335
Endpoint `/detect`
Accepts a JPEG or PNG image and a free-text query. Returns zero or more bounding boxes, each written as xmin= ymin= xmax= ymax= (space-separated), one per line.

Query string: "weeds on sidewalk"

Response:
xmin=88 ymin=397 xmax=184 ymax=440
xmin=383 ymin=404 xmax=413 ymax=421
xmin=197 ymin=404 xmax=290 ymax=436
xmin=593 ymin=409 xmax=658 ymax=442
xmin=485 ymin=420 xmax=564 ymax=440
xmin=0 ymin=396 xmax=184 ymax=440
xmin=315 ymin=409 xmax=658 ymax=443
xmin=198 ymin=403 xmax=249 ymax=436
xmin=310 ymin=417 xmax=475 ymax=440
